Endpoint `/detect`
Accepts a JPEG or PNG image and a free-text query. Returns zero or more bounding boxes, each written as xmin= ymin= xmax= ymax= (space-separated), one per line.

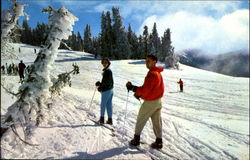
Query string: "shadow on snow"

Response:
xmin=55 ymin=54 xmax=100 ymax=63
xmin=64 ymin=146 xmax=142 ymax=159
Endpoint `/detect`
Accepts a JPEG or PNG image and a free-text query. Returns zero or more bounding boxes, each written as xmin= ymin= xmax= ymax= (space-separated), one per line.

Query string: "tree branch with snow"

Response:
xmin=1 ymin=6 xmax=78 ymax=145
xmin=1 ymin=0 xmax=28 ymax=62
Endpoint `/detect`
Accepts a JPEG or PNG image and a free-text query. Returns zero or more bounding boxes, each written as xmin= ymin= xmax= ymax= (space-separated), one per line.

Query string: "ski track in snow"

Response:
xmin=1 ymin=44 xmax=249 ymax=160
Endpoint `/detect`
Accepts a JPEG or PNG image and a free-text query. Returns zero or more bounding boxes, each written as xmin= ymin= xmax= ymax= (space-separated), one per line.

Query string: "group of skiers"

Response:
xmin=1 ymin=63 xmax=19 ymax=75
xmin=95 ymin=54 xmax=184 ymax=149
xmin=1 ymin=60 xmax=28 ymax=82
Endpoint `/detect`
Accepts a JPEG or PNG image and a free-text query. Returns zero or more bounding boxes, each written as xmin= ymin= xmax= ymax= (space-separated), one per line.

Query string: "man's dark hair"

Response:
xmin=147 ymin=54 xmax=158 ymax=62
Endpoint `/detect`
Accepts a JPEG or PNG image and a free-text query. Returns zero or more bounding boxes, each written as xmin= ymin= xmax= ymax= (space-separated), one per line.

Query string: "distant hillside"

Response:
xmin=176 ymin=49 xmax=249 ymax=77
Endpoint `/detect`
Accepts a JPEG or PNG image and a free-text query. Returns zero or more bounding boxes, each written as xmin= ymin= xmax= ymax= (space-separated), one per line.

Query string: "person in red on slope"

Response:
xmin=126 ymin=54 xmax=164 ymax=149
xmin=177 ymin=78 xmax=184 ymax=92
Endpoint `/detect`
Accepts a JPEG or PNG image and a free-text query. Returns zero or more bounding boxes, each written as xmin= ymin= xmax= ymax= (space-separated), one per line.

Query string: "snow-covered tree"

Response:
xmin=1 ymin=0 xmax=27 ymax=63
xmin=1 ymin=6 xmax=78 ymax=143
xmin=162 ymin=29 xmax=179 ymax=69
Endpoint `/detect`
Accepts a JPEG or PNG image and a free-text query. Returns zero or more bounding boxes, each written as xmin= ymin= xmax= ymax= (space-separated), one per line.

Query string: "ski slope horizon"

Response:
xmin=1 ymin=43 xmax=249 ymax=159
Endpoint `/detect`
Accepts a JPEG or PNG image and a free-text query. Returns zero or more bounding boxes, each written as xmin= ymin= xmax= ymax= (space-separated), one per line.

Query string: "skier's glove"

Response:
xmin=95 ymin=81 xmax=101 ymax=86
xmin=97 ymin=86 xmax=102 ymax=92
xmin=126 ymin=81 xmax=137 ymax=92
xmin=134 ymin=93 xmax=141 ymax=100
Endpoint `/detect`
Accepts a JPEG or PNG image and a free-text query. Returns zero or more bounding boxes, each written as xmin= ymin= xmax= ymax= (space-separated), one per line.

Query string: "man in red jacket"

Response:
xmin=126 ymin=54 xmax=164 ymax=149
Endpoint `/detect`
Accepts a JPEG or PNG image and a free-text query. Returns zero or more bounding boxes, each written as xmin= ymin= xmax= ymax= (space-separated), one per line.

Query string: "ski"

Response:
xmin=86 ymin=113 xmax=115 ymax=133
xmin=129 ymin=142 xmax=179 ymax=160
xmin=88 ymin=118 xmax=115 ymax=132
xmin=129 ymin=143 xmax=160 ymax=160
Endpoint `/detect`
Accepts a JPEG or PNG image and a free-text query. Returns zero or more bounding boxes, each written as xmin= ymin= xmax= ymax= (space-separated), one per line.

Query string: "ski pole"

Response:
xmin=177 ymin=83 xmax=178 ymax=92
xmin=88 ymin=87 xmax=97 ymax=111
xmin=122 ymin=90 xmax=129 ymax=140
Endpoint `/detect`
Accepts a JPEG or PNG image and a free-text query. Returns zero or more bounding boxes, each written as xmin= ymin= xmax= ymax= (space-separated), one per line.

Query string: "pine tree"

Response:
xmin=76 ymin=32 xmax=83 ymax=51
xmin=100 ymin=11 xmax=113 ymax=58
xmin=92 ymin=36 xmax=101 ymax=58
xmin=83 ymin=24 xmax=93 ymax=53
xmin=20 ymin=19 xmax=32 ymax=44
xmin=112 ymin=7 xmax=131 ymax=59
xmin=149 ymin=22 xmax=161 ymax=56
xmin=161 ymin=28 xmax=179 ymax=68
xmin=100 ymin=12 xmax=108 ymax=57
xmin=32 ymin=22 xmax=49 ymax=46
xmin=105 ymin=11 xmax=113 ymax=58
xmin=128 ymin=24 xmax=139 ymax=59
xmin=138 ymin=35 xmax=144 ymax=59
xmin=142 ymin=25 xmax=149 ymax=57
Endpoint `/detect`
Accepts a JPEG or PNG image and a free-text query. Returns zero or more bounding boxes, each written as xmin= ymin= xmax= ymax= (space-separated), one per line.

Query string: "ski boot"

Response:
xmin=98 ymin=116 xmax=104 ymax=124
xmin=151 ymin=138 xmax=163 ymax=149
xmin=129 ymin=134 xmax=140 ymax=146
xmin=106 ymin=118 xmax=113 ymax=125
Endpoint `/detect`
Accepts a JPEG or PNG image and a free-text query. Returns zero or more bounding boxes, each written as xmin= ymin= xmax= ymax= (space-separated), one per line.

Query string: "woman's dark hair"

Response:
xmin=101 ymin=58 xmax=111 ymax=65
xmin=146 ymin=54 xmax=158 ymax=62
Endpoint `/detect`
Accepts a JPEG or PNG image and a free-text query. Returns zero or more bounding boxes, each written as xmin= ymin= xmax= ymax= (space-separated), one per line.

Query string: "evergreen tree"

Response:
xmin=100 ymin=11 xmax=113 ymax=58
xmin=149 ymin=22 xmax=161 ymax=56
xmin=70 ymin=32 xmax=77 ymax=51
xmin=76 ymin=31 xmax=83 ymax=51
xmin=138 ymin=35 xmax=144 ymax=59
xmin=112 ymin=7 xmax=131 ymax=59
xmin=161 ymin=28 xmax=179 ymax=68
xmin=127 ymin=24 xmax=139 ymax=59
xmin=20 ymin=19 xmax=32 ymax=44
xmin=100 ymin=12 xmax=108 ymax=57
xmin=105 ymin=11 xmax=113 ymax=58
xmin=142 ymin=25 xmax=149 ymax=57
xmin=83 ymin=24 xmax=92 ymax=53
xmin=92 ymin=36 xmax=101 ymax=58
xmin=32 ymin=22 xmax=49 ymax=46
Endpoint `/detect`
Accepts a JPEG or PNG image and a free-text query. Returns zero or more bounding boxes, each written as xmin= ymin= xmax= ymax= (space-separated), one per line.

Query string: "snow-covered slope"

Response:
xmin=1 ymin=43 xmax=249 ymax=159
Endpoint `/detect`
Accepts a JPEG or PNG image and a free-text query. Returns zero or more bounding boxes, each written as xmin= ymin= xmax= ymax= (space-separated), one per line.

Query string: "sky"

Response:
xmin=1 ymin=0 xmax=249 ymax=54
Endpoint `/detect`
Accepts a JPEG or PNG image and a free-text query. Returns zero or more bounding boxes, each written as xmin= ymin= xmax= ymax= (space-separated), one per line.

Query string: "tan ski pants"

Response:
xmin=135 ymin=98 xmax=162 ymax=138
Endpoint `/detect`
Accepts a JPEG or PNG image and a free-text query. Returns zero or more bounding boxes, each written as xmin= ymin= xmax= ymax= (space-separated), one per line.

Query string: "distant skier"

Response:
xmin=126 ymin=54 xmax=164 ymax=149
xmin=95 ymin=58 xmax=114 ymax=125
xmin=177 ymin=78 xmax=184 ymax=92
xmin=18 ymin=60 xmax=26 ymax=82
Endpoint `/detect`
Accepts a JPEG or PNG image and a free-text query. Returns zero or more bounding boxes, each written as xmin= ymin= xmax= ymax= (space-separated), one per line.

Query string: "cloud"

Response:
xmin=139 ymin=9 xmax=249 ymax=54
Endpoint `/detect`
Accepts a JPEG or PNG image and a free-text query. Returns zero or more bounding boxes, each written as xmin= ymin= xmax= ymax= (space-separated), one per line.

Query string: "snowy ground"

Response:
xmin=1 ymin=43 xmax=249 ymax=159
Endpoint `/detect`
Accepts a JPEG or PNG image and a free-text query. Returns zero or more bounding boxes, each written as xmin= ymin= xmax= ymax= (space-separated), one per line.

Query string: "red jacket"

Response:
xmin=135 ymin=66 xmax=164 ymax=101
xmin=177 ymin=80 xmax=183 ymax=85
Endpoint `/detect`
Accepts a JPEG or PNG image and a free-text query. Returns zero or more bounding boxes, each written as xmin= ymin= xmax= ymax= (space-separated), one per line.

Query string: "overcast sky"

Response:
xmin=2 ymin=0 xmax=249 ymax=54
